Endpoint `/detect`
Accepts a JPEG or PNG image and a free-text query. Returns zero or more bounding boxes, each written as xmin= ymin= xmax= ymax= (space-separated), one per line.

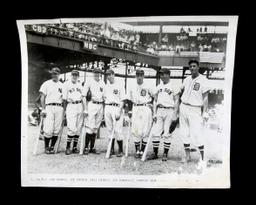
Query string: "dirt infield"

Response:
xmin=26 ymin=121 xmax=225 ymax=175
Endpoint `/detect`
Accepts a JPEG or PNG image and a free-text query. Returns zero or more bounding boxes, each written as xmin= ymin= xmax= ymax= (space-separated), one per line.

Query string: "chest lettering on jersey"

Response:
xmin=100 ymin=87 xmax=103 ymax=92
xmin=58 ymin=88 xmax=62 ymax=93
xmin=193 ymin=82 xmax=200 ymax=91
xmin=158 ymin=88 xmax=172 ymax=95
xmin=69 ymin=87 xmax=82 ymax=93
xmin=113 ymin=89 xmax=119 ymax=95
xmin=140 ymin=89 xmax=147 ymax=97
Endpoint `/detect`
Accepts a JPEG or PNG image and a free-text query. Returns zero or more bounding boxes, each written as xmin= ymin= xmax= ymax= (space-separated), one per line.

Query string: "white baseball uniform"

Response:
xmin=39 ymin=79 xmax=64 ymax=138
xmin=179 ymin=74 xmax=210 ymax=146
xmin=63 ymin=80 xmax=84 ymax=136
xmin=151 ymin=81 xmax=179 ymax=146
xmin=128 ymin=82 xmax=155 ymax=143
xmin=104 ymin=81 xmax=125 ymax=141
xmin=82 ymin=79 xmax=105 ymax=134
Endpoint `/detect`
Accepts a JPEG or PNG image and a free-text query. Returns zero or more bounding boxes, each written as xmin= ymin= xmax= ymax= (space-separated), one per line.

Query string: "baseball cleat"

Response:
xmin=49 ymin=147 xmax=55 ymax=154
xmin=45 ymin=147 xmax=50 ymax=154
xmin=110 ymin=150 xmax=115 ymax=156
xmin=162 ymin=153 xmax=168 ymax=161
xmin=72 ymin=148 xmax=79 ymax=154
xmin=89 ymin=148 xmax=100 ymax=154
xmin=190 ymin=148 xmax=197 ymax=152
xmin=83 ymin=148 xmax=89 ymax=155
xmin=116 ymin=151 xmax=123 ymax=157
xmin=147 ymin=154 xmax=158 ymax=160
xmin=65 ymin=148 xmax=72 ymax=155
xmin=135 ymin=151 xmax=140 ymax=158
xmin=139 ymin=151 xmax=144 ymax=158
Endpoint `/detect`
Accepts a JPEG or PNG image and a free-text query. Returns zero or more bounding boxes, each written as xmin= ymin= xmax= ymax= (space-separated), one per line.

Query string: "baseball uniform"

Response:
xmin=63 ymin=79 xmax=84 ymax=153
xmin=179 ymin=74 xmax=210 ymax=147
xmin=39 ymin=79 xmax=64 ymax=138
xmin=150 ymin=81 xmax=179 ymax=153
xmin=128 ymin=81 xmax=155 ymax=155
xmin=104 ymin=81 xmax=125 ymax=141
xmin=82 ymin=79 xmax=105 ymax=134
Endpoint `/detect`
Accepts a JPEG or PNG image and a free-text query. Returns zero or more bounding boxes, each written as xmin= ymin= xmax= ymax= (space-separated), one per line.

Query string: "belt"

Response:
xmin=105 ymin=103 xmax=120 ymax=107
xmin=46 ymin=103 xmax=63 ymax=107
xmin=158 ymin=105 xmax=174 ymax=109
xmin=133 ymin=103 xmax=150 ymax=106
xmin=92 ymin=101 xmax=103 ymax=104
xmin=69 ymin=100 xmax=82 ymax=104
xmin=181 ymin=102 xmax=202 ymax=108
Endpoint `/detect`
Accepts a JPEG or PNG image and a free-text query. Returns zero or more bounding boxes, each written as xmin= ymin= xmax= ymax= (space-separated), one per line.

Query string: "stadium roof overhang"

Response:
xmin=123 ymin=21 xmax=229 ymax=26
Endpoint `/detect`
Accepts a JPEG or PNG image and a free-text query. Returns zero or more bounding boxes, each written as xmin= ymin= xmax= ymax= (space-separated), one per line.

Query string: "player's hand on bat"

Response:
xmin=41 ymin=109 xmax=47 ymax=118
xmin=153 ymin=115 xmax=157 ymax=123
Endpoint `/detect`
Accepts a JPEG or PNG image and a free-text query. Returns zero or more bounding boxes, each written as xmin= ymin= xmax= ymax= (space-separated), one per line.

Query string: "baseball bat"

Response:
xmin=54 ymin=119 xmax=65 ymax=154
xmin=105 ymin=120 xmax=117 ymax=159
xmin=33 ymin=118 xmax=43 ymax=155
xmin=79 ymin=127 xmax=86 ymax=155
xmin=125 ymin=117 xmax=131 ymax=157
xmin=141 ymin=122 xmax=155 ymax=162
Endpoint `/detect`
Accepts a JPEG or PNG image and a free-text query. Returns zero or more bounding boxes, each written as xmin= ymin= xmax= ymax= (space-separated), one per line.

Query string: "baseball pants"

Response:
xmin=179 ymin=103 xmax=204 ymax=147
xmin=131 ymin=105 xmax=152 ymax=143
xmin=104 ymin=105 xmax=124 ymax=140
xmin=66 ymin=103 xmax=83 ymax=136
xmin=85 ymin=102 xmax=103 ymax=134
xmin=43 ymin=105 xmax=64 ymax=138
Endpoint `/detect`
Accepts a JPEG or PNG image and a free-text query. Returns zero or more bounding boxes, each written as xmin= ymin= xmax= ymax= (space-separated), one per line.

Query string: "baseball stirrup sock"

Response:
xmin=44 ymin=138 xmax=50 ymax=148
xmin=73 ymin=135 xmax=79 ymax=148
xmin=90 ymin=133 xmax=96 ymax=149
xmin=134 ymin=142 xmax=140 ymax=152
xmin=163 ymin=142 xmax=171 ymax=154
xmin=85 ymin=133 xmax=91 ymax=148
xmin=111 ymin=138 xmax=115 ymax=151
xmin=184 ymin=143 xmax=191 ymax=151
xmin=51 ymin=136 xmax=58 ymax=147
xmin=117 ymin=140 xmax=123 ymax=152
xmin=66 ymin=135 xmax=72 ymax=149
xmin=198 ymin=145 xmax=204 ymax=160
xmin=141 ymin=140 xmax=147 ymax=152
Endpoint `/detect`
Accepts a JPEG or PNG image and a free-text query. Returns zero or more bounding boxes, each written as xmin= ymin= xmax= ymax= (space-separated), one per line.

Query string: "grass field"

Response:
xmin=26 ymin=120 xmax=225 ymax=175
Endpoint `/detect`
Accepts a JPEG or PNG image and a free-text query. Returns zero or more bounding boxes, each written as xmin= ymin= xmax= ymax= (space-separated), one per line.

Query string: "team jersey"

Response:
xmin=63 ymin=81 xmax=83 ymax=102
xmin=155 ymin=81 xmax=179 ymax=107
xmin=128 ymin=82 xmax=155 ymax=104
xmin=82 ymin=79 xmax=105 ymax=102
xmin=39 ymin=79 xmax=64 ymax=104
xmin=104 ymin=81 xmax=125 ymax=104
xmin=181 ymin=74 xmax=210 ymax=106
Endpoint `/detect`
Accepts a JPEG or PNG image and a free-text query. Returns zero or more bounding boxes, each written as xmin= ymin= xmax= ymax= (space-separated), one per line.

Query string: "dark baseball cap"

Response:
xmin=188 ymin=59 xmax=199 ymax=66
xmin=159 ymin=68 xmax=170 ymax=75
xmin=93 ymin=68 xmax=102 ymax=73
xmin=71 ymin=70 xmax=79 ymax=76
xmin=49 ymin=67 xmax=60 ymax=74
xmin=106 ymin=69 xmax=115 ymax=75
xmin=135 ymin=69 xmax=144 ymax=75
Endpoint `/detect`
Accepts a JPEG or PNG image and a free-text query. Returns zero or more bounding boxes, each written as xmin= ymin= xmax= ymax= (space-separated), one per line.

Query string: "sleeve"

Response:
xmin=202 ymin=77 xmax=211 ymax=94
xmin=39 ymin=81 xmax=47 ymax=95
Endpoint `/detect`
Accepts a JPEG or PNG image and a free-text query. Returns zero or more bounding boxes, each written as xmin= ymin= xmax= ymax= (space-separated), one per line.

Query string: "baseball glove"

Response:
xmin=86 ymin=88 xmax=92 ymax=101
xmin=169 ymin=118 xmax=179 ymax=133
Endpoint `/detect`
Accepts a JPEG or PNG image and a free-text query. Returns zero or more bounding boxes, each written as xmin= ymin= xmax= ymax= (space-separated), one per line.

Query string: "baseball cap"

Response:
xmin=188 ymin=59 xmax=199 ymax=66
xmin=49 ymin=67 xmax=60 ymax=74
xmin=93 ymin=68 xmax=102 ymax=73
xmin=106 ymin=69 xmax=115 ymax=75
xmin=135 ymin=69 xmax=144 ymax=75
xmin=159 ymin=68 xmax=170 ymax=75
xmin=71 ymin=70 xmax=79 ymax=76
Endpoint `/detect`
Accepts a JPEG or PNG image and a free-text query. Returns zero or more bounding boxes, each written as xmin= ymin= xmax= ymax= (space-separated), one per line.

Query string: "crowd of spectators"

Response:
xmin=26 ymin=23 xmax=227 ymax=56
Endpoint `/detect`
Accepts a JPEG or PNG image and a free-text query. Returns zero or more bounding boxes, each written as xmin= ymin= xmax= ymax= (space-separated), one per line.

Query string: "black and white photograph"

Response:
xmin=17 ymin=16 xmax=238 ymax=188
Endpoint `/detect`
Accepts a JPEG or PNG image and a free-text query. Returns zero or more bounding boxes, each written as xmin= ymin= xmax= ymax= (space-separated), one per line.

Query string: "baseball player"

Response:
xmin=62 ymin=70 xmax=84 ymax=155
xmin=148 ymin=68 xmax=179 ymax=161
xmin=128 ymin=69 xmax=155 ymax=158
xmin=178 ymin=59 xmax=210 ymax=169
xmin=39 ymin=67 xmax=64 ymax=154
xmin=104 ymin=69 xmax=125 ymax=157
xmin=82 ymin=68 xmax=105 ymax=155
